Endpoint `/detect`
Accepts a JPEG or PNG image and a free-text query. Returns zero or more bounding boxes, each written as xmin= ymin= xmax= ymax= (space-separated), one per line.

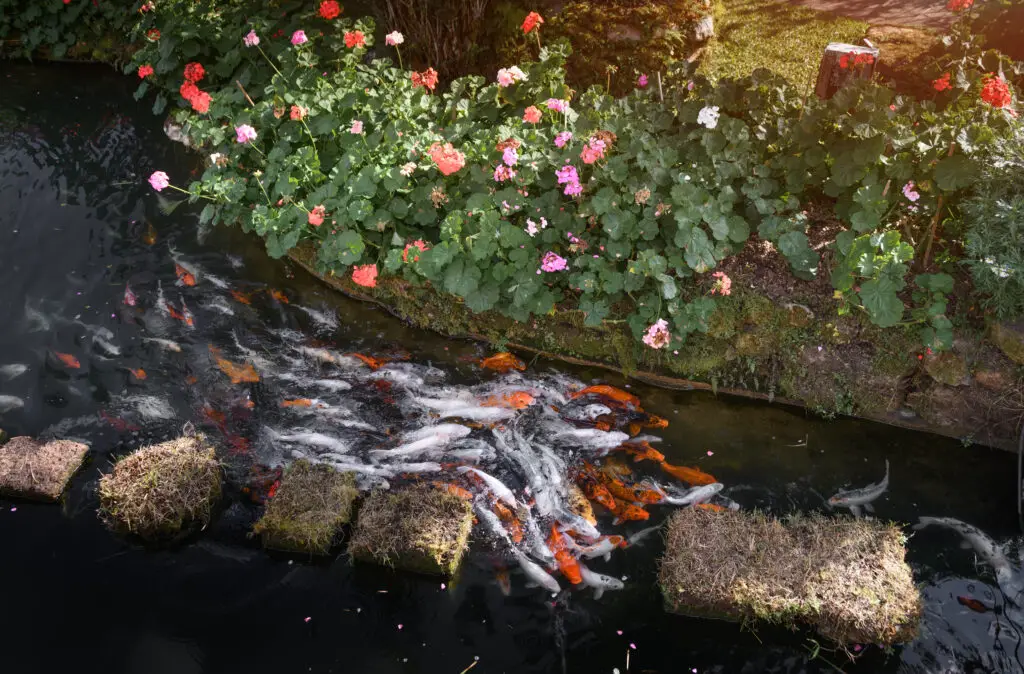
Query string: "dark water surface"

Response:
xmin=1 ymin=62 xmax=1022 ymax=674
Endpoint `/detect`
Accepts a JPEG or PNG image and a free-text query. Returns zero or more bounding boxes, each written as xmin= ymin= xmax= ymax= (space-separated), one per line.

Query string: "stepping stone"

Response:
xmin=348 ymin=484 xmax=473 ymax=577
xmin=99 ymin=434 xmax=221 ymax=541
xmin=0 ymin=436 xmax=89 ymax=501
xmin=252 ymin=460 xmax=358 ymax=555
xmin=658 ymin=509 xmax=921 ymax=646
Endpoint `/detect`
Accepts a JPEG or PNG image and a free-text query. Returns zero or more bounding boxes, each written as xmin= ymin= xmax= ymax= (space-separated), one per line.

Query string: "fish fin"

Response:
xmin=524 ymin=581 xmax=538 ymax=589
xmin=612 ymin=517 xmax=622 ymax=526
xmin=603 ymin=553 xmax=611 ymax=563
xmin=593 ymin=587 xmax=604 ymax=600
xmin=863 ymin=503 xmax=875 ymax=513
xmin=849 ymin=505 xmax=862 ymax=518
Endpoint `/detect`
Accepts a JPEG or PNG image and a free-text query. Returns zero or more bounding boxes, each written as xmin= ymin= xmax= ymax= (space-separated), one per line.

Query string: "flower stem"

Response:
xmin=396 ymin=46 xmax=403 ymax=71
xmin=535 ymin=32 xmax=541 ymax=52
xmin=299 ymin=119 xmax=321 ymax=165
xmin=256 ymin=44 xmax=283 ymax=78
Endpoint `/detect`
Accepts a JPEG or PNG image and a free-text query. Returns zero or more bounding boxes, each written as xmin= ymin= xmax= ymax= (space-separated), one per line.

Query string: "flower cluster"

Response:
xmin=148 ymin=171 xmax=170 ymax=192
xmin=411 ymin=68 xmax=439 ymax=92
xmin=522 ymin=11 xmax=544 ymax=34
xmin=696 ymin=105 xmax=720 ymax=129
xmin=554 ymin=131 xmax=573 ymax=148
xmin=243 ymin=30 xmax=260 ymax=47
xmin=839 ymin=51 xmax=875 ymax=69
xmin=580 ymin=138 xmax=607 ymax=165
xmin=525 ymin=217 xmax=548 ymax=237
xmin=933 ymin=72 xmax=952 ymax=92
xmin=497 ymin=66 xmax=528 ymax=88
xmin=555 ymin=164 xmax=582 ymax=197
xmin=235 ymin=124 xmax=257 ymax=144
xmin=308 ymin=205 xmax=326 ymax=226
xmin=947 ymin=0 xmax=974 ymax=11
xmin=291 ymin=30 xmax=308 ymax=46
xmin=980 ymin=74 xmax=1012 ymax=108
xmin=352 ymin=264 xmax=378 ymax=288
xmin=137 ymin=64 xmax=154 ymax=79
xmin=493 ymin=165 xmax=517 ymax=182
xmin=179 ymin=62 xmax=211 ymax=113
xmin=344 ymin=30 xmax=366 ymax=49
xmin=523 ymin=106 xmax=542 ymax=124
xmin=402 ymin=240 xmax=429 ymax=263
xmin=711 ymin=271 xmax=732 ymax=296
xmin=428 ymin=142 xmax=465 ymax=176
xmin=545 ymin=98 xmax=568 ymax=113
xmin=318 ymin=0 xmax=341 ymax=20
xmin=540 ymin=251 xmax=567 ymax=272
xmin=642 ymin=319 xmax=671 ymax=349
xmin=903 ymin=182 xmax=921 ymax=203
xmin=385 ymin=31 xmax=404 ymax=46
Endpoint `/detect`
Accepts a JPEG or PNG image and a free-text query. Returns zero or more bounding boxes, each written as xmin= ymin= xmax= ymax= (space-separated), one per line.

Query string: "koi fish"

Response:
xmin=548 ymin=525 xmax=583 ymax=585
xmin=175 ymin=263 xmax=197 ymax=287
xmin=578 ymin=563 xmax=624 ymax=599
xmin=54 ymin=352 xmax=81 ymax=369
xmin=512 ymin=548 xmax=561 ymax=595
xmin=142 ymin=221 xmax=157 ymax=245
xmin=828 ymin=460 xmax=888 ymax=517
xmin=562 ymin=403 xmax=613 ymax=422
xmin=617 ymin=440 xmax=665 ymax=463
xmin=268 ymin=289 xmax=289 ymax=304
xmin=433 ymin=482 xmax=474 ymax=501
xmin=659 ymin=461 xmax=717 ymax=486
xmin=625 ymin=524 xmax=662 ymax=548
xmin=495 ymin=566 xmax=512 ymax=596
xmin=230 ymin=289 xmax=253 ymax=305
xmin=480 ymin=352 xmax=526 ymax=374
xmin=695 ymin=502 xmax=728 ymax=513
xmin=166 ymin=303 xmax=191 ymax=326
xmin=492 ymin=502 xmax=525 ymax=544
xmin=265 ymin=427 xmax=350 ymax=454
xmin=281 ymin=398 xmax=318 ymax=408
xmin=914 ymin=516 xmax=1019 ymax=598
xmin=0 ymin=395 xmax=25 ymax=413
xmin=350 ymin=353 xmax=388 ymax=370
xmin=123 ymin=283 xmax=137 ymax=306
xmin=143 ymin=337 xmax=182 ymax=352
xmin=556 ymin=428 xmax=631 ymax=451
xmin=457 ymin=466 xmax=517 ymax=508
xmin=612 ymin=503 xmax=650 ymax=526
xmin=129 ymin=368 xmax=147 ymax=380
xmin=0 ymin=364 xmax=28 ymax=380
xmin=660 ymin=483 xmax=724 ymax=507
xmin=215 ymin=357 xmax=259 ymax=384
xmin=957 ymin=596 xmax=989 ymax=613
xmin=579 ymin=475 xmax=620 ymax=513
xmin=440 ymin=406 xmax=517 ymax=422
xmin=480 ymin=391 xmax=535 ymax=409
xmin=577 ymin=535 xmax=626 ymax=562
xmin=202 ymin=405 xmax=227 ymax=428
xmin=99 ymin=409 xmax=140 ymax=432
xmin=569 ymin=384 xmax=641 ymax=409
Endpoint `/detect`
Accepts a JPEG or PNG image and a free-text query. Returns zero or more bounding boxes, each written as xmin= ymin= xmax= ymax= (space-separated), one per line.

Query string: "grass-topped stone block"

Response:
xmin=658 ymin=509 xmax=921 ymax=646
xmin=0 ymin=436 xmax=89 ymax=501
xmin=98 ymin=435 xmax=222 ymax=542
xmin=252 ymin=460 xmax=358 ymax=555
xmin=348 ymin=485 xmax=473 ymax=577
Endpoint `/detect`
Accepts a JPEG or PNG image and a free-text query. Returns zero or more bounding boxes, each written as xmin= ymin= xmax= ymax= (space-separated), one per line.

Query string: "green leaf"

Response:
xmin=859 ymin=278 xmax=904 ymax=327
xmin=443 ymin=258 xmax=481 ymax=297
xmin=934 ymin=155 xmax=976 ymax=191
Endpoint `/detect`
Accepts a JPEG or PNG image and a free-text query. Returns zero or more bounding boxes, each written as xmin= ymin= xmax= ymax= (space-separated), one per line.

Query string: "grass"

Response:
xmin=348 ymin=485 xmax=473 ymax=577
xmin=658 ymin=509 xmax=921 ymax=646
xmin=0 ymin=437 xmax=89 ymax=501
xmin=98 ymin=435 xmax=222 ymax=541
xmin=699 ymin=0 xmax=868 ymax=86
xmin=252 ymin=460 xmax=359 ymax=555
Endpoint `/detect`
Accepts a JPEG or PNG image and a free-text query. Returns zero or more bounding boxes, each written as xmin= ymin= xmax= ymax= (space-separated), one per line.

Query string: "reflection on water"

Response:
xmin=1 ymin=62 xmax=1023 ymax=673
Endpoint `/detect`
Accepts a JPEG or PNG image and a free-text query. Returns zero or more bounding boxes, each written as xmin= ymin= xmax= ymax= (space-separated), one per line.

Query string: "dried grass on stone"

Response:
xmin=99 ymin=435 xmax=221 ymax=541
xmin=252 ymin=460 xmax=358 ymax=555
xmin=348 ymin=485 xmax=473 ymax=577
xmin=658 ymin=509 xmax=921 ymax=646
xmin=0 ymin=436 xmax=89 ymax=501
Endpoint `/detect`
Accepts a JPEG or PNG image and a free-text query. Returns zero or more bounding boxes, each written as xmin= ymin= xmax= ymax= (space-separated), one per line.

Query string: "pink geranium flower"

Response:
xmin=235 ymin=124 xmax=257 ymax=143
xmin=642 ymin=319 xmax=670 ymax=349
xmin=711 ymin=271 xmax=732 ymax=296
xmin=243 ymin=30 xmax=260 ymax=47
xmin=523 ymin=106 xmax=542 ymax=124
xmin=291 ymin=30 xmax=308 ymax=46
xmin=540 ymin=251 xmax=567 ymax=272
xmin=428 ymin=142 xmax=466 ymax=176
xmin=148 ymin=171 xmax=170 ymax=192
xmin=308 ymin=205 xmax=326 ymax=226
xmin=554 ymin=131 xmax=573 ymax=148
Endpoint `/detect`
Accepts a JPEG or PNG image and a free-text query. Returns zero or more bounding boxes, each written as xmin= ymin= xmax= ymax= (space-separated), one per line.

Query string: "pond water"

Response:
xmin=1 ymin=62 xmax=1023 ymax=674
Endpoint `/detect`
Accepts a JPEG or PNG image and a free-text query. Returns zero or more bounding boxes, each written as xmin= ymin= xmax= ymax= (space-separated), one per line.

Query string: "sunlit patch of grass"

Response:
xmin=700 ymin=0 xmax=869 ymax=86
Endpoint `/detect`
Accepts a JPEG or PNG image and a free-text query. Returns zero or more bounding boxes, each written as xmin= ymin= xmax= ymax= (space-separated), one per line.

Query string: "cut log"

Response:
xmin=814 ymin=42 xmax=880 ymax=100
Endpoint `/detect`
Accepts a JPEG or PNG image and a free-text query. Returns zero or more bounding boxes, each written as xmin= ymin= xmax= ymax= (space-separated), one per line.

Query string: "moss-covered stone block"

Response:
xmin=0 ymin=436 xmax=89 ymax=501
xmin=348 ymin=485 xmax=473 ymax=577
xmin=991 ymin=320 xmax=1024 ymax=364
xmin=252 ymin=460 xmax=358 ymax=555
xmin=658 ymin=510 xmax=921 ymax=646
xmin=924 ymin=351 xmax=968 ymax=386
xmin=98 ymin=435 xmax=221 ymax=541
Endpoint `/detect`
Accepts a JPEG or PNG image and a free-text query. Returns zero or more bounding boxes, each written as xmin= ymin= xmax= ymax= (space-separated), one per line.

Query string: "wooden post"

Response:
xmin=814 ymin=42 xmax=880 ymax=100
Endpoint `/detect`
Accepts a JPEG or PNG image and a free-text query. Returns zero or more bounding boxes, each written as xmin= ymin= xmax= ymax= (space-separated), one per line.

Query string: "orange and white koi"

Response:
xmin=547 ymin=524 xmax=583 ymax=585
xmin=569 ymin=384 xmax=641 ymax=409
xmin=480 ymin=352 xmax=526 ymax=374
xmin=174 ymin=263 xmax=197 ymax=287
xmin=612 ymin=503 xmax=650 ymax=526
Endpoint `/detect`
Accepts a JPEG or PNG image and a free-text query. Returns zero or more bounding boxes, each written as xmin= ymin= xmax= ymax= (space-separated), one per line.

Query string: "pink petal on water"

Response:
xmin=629 ymin=643 xmax=636 ymax=650
xmin=10 ymin=507 xmax=16 ymax=512
xmin=707 ymin=450 xmax=714 ymax=456
xmin=304 ymin=616 xmax=311 ymax=623
xmin=397 ymin=624 xmax=403 ymax=630
xmin=441 ymin=583 xmax=446 ymax=590
xmin=853 ymin=644 xmax=862 ymax=652
xmin=616 ymin=630 xmax=623 ymax=636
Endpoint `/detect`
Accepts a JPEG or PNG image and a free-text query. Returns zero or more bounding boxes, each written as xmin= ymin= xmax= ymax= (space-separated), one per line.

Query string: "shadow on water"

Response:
xmin=1 ymin=62 xmax=1023 ymax=673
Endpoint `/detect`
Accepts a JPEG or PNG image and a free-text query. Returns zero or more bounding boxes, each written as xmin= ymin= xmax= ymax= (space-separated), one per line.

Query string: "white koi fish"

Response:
xmin=296 ymin=305 xmax=339 ymax=330
xmin=512 ymin=548 xmax=561 ymax=595
xmin=0 ymin=395 xmax=25 ymax=413
xmin=555 ymin=428 xmax=630 ymax=451
xmin=660 ymin=483 xmax=723 ymax=506
xmin=579 ymin=563 xmax=624 ymax=599
xmin=142 ymin=337 xmax=182 ymax=352
xmin=0 ymin=364 xmax=28 ymax=380
xmin=457 ymin=467 xmax=517 ymax=508
xmin=828 ymin=460 xmax=889 ymax=517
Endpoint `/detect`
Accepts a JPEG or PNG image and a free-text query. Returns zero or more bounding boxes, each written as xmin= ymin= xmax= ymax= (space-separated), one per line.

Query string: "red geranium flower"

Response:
xmin=183 ymin=62 xmax=205 ymax=83
xmin=402 ymin=240 xmax=429 ymax=263
xmin=137 ymin=64 xmax=154 ymax=79
xmin=933 ymin=72 xmax=952 ymax=92
xmin=522 ymin=11 xmax=544 ymax=34
xmin=411 ymin=67 xmax=439 ymax=92
xmin=308 ymin=205 xmax=326 ymax=226
xmin=352 ymin=264 xmax=378 ymax=288
xmin=190 ymin=91 xmax=212 ymax=113
xmin=344 ymin=30 xmax=366 ymax=49
xmin=179 ymin=81 xmax=199 ymax=101
xmin=319 ymin=1 xmax=341 ymax=20
xmin=947 ymin=0 xmax=974 ymax=11
xmin=980 ymin=73 xmax=1012 ymax=108
xmin=146 ymin=28 xmax=161 ymax=41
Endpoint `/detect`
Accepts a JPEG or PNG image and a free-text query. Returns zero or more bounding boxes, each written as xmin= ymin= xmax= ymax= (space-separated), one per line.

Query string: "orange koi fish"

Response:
xmin=350 ymin=353 xmax=387 ymax=370
xmin=547 ymin=524 xmax=583 ymax=585
xmin=281 ymin=398 xmax=316 ymax=408
xmin=569 ymin=385 xmax=641 ymax=409
xmin=230 ymin=289 xmax=253 ymax=305
xmin=596 ymin=471 xmax=641 ymax=503
xmin=175 ymin=263 xmax=197 ymax=287
xmin=659 ymin=461 xmax=717 ymax=486
xmin=642 ymin=414 xmax=669 ymax=429
xmin=432 ymin=482 xmax=474 ymax=501
xmin=202 ymin=405 xmax=227 ymax=427
xmin=166 ymin=303 xmax=189 ymax=325
xmin=185 ymin=375 xmax=199 ymax=385
xmin=54 ymin=352 xmax=81 ymax=369
xmin=99 ymin=409 xmax=140 ymax=432
xmin=215 ymin=357 xmax=260 ymax=384
xmin=495 ymin=566 xmax=512 ymax=596
xmin=695 ymin=502 xmax=728 ymax=513
xmin=268 ymin=289 xmax=289 ymax=304
xmin=480 ymin=391 xmax=535 ymax=409
xmin=957 ymin=596 xmax=988 ymax=613
xmin=480 ymin=352 xmax=526 ymax=374
xmin=491 ymin=502 xmax=524 ymax=544
xmin=617 ymin=440 xmax=665 ymax=464
xmin=579 ymin=477 xmax=620 ymax=514
xmin=129 ymin=368 xmax=147 ymax=380
xmin=142 ymin=221 xmax=157 ymax=245
xmin=180 ymin=298 xmax=195 ymax=327
xmin=630 ymin=483 xmax=667 ymax=505
xmin=600 ymin=457 xmax=634 ymax=478
xmin=226 ymin=434 xmax=251 ymax=455
xmin=612 ymin=503 xmax=650 ymax=525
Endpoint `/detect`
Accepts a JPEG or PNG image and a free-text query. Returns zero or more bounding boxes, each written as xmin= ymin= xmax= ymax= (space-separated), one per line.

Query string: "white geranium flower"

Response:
xmin=697 ymin=105 xmax=720 ymax=129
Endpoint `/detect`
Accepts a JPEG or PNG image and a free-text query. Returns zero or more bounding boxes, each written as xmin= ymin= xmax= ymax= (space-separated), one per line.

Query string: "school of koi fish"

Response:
xmin=15 ymin=241 xmax=738 ymax=599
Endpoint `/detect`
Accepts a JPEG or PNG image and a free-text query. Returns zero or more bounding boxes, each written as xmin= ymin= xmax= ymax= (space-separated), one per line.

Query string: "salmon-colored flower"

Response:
xmin=319 ymin=0 xmax=341 ymax=20
xmin=344 ymin=30 xmax=366 ymax=49
xmin=522 ymin=11 xmax=544 ymax=34
xmin=711 ymin=271 xmax=732 ymax=296
xmin=183 ymin=62 xmax=205 ymax=83
xmin=642 ymin=319 xmax=671 ymax=349
xmin=190 ymin=91 xmax=212 ymax=113
xmin=137 ymin=64 xmax=154 ymax=79
xmin=402 ymin=239 xmax=429 ymax=262
xmin=947 ymin=0 xmax=974 ymax=10
xmin=523 ymin=106 xmax=542 ymax=124
xmin=981 ymin=73 xmax=1012 ymax=108
xmin=308 ymin=205 xmax=326 ymax=226
xmin=352 ymin=264 xmax=378 ymax=288
xmin=428 ymin=142 xmax=466 ymax=176
xmin=411 ymin=68 xmax=439 ymax=92
xmin=290 ymin=105 xmax=306 ymax=121
xmin=179 ymin=81 xmax=199 ymax=101
xmin=933 ymin=72 xmax=952 ymax=92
